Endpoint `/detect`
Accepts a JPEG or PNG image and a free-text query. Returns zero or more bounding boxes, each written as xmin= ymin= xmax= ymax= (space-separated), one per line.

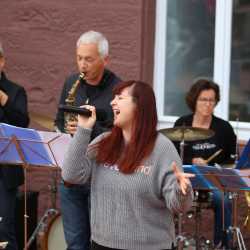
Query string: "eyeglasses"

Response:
xmin=197 ymin=98 xmax=216 ymax=104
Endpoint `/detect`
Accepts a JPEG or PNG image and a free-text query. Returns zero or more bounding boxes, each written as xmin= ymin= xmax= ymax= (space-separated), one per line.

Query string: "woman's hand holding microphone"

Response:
xmin=77 ymin=105 xmax=97 ymax=130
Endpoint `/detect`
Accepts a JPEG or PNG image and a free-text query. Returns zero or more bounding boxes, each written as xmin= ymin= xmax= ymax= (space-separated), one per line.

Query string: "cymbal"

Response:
xmin=29 ymin=111 xmax=55 ymax=131
xmin=159 ymin=126 xmax=215 ymax=142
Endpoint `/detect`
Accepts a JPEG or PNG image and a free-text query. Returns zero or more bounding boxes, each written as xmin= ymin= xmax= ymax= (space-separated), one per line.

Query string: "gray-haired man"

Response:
xmin=55 ymin=31 xmax=121 ymax=250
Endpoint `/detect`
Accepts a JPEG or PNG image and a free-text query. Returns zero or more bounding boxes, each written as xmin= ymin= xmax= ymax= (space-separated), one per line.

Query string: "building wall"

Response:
xmin=0 ymin=0 xmax=155 ymax=119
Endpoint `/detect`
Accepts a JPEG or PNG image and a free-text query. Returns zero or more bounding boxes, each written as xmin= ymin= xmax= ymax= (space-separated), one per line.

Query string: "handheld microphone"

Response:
xmin=58 ymin=104 xmax=107 ymax=121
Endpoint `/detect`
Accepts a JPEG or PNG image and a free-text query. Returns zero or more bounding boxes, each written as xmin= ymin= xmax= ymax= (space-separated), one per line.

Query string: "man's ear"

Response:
xmin=0 ymin=56 xmax=5 ymax=69
xmin=103 ymin=55 xmax=109 ymax=66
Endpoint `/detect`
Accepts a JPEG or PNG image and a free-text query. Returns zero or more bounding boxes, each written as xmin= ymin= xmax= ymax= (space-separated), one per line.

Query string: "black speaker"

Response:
xmin=15 ymin=191 xmax=39 ymax=250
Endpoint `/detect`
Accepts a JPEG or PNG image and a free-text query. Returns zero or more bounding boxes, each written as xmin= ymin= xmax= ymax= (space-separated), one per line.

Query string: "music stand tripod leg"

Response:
xmin=26 ymin=168 xmax=60 ymax=248
xmin=23 ymin=167 xmax=28 ymax=250
xmin=228 ymin=192 xmax=247 ymax=250
xmin=11 ymin=136 xmax=29 ymax=250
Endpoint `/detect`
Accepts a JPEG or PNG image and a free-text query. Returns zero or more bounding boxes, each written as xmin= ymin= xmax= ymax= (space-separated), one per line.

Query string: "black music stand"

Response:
xmin=185 ymin=165 xmax=250 ymax=250
xmin=0 ymin=123 xmax=71 ymax=250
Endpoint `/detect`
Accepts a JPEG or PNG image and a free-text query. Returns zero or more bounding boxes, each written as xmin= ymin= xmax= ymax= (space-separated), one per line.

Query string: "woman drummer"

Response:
xmin=174 ymin=78 xmax=236 ymax=248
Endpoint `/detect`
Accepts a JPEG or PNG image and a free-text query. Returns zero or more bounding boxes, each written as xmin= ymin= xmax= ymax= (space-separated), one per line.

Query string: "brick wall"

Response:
xmin=0 ymin=0 xmax=155 ymax=117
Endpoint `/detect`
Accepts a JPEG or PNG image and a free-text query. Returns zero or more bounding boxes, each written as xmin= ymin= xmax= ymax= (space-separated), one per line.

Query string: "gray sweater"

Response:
xmin=62 ymin=127 xmax=193 ymax=250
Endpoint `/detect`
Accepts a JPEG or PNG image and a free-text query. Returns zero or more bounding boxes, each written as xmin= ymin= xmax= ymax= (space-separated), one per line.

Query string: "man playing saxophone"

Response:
xmin=55 ymin=30 xmax=121 ymax=250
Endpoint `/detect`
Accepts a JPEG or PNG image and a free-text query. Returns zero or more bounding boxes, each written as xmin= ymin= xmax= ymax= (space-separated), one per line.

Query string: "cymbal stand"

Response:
xmin=26 ymin=168 xmax=59 ymax=249
xmin=179 ymin=137 xmax=185 ymax=163
xmin=228 ymin=192 xmax=246 ymax=250
xmin=176 ymin=136 xmax=187 ymax=250
xmin=9 ymin=136 xmax=29 ymax=250
xmin=220 ymin=190 xmax=227 ymax=249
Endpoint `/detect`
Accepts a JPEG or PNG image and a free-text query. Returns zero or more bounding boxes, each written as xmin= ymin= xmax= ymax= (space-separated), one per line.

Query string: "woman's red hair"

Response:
xmin=94 ymin=80 xmax=158 ymax=174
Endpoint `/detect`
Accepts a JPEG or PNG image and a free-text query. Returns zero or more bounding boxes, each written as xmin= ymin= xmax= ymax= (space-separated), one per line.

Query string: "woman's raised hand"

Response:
xmin=172 ymin=162 xmax=194 ymax=195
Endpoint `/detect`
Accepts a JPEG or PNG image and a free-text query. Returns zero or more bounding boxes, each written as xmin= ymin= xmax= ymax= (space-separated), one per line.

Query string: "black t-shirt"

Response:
xmin=174 ymin=114 xmax=236 ymax=165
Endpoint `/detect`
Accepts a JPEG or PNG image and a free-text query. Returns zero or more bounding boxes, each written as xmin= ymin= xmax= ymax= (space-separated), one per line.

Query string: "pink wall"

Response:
xmin=0 ymin=0 xmax=155 ymax=119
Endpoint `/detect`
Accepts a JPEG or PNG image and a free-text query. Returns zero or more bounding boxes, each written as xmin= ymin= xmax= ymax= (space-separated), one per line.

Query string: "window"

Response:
xmin=230 ymin=0 xmax=250 ymax=123
xmin=164 ymin=0 xmax=215 ymax=117
xmin=154 ymin=0 xmax=250 ymax=140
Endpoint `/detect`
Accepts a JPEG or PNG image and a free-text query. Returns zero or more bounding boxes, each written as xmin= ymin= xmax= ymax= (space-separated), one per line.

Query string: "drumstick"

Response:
xmin=205 ymin=149 xmax=223 ymax=164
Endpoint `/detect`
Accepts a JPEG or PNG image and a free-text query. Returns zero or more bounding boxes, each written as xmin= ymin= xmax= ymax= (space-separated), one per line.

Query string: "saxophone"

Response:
xmin=244 ymin=191 xmax=250 ymax=231
xmin=64 ymin=72 xmax=85 ymax=125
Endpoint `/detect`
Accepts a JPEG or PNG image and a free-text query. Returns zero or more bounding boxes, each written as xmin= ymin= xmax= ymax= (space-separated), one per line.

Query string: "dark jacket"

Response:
xmin=55 ymin=69 xmax=121 ymax=140
xmin=0 ymin=72 xmax=29 ymax=189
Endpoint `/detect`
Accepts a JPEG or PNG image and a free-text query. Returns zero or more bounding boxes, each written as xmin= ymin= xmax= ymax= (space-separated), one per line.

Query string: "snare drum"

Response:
xmin=38 ymin=213 xmax=67 ymax=250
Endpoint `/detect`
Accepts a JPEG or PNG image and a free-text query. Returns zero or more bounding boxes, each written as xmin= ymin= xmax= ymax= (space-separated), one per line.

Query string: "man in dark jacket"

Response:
xmin=0 ymin=42 xmax=29 ymax=250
